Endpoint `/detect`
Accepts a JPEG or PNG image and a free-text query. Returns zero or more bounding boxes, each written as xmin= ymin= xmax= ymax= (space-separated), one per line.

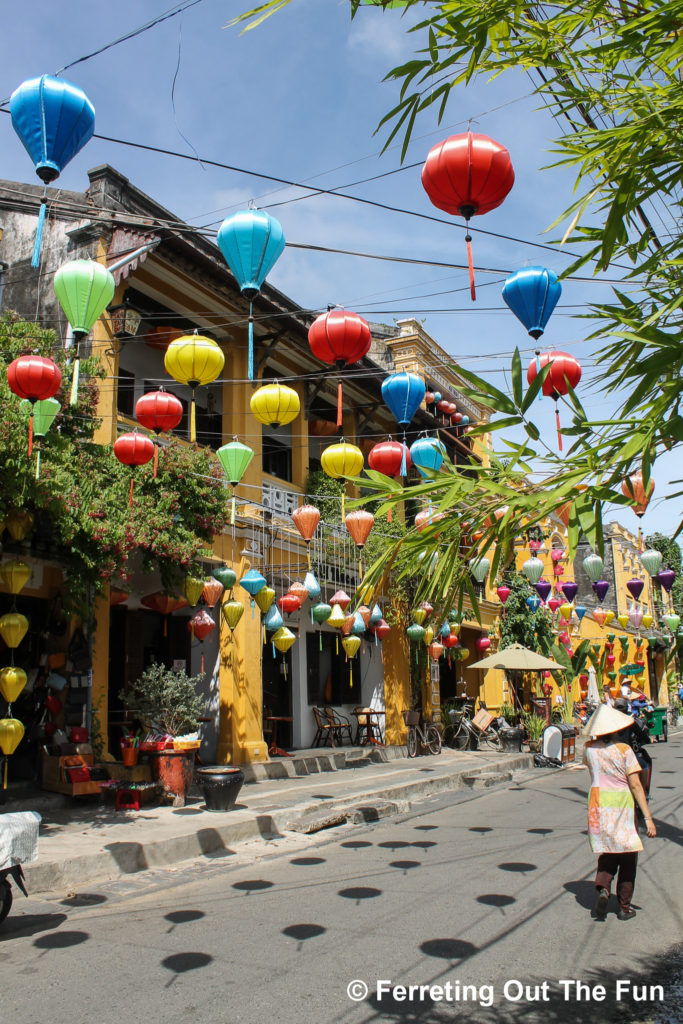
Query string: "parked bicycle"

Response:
xmin=668 ymin=704 xmax=680 ymax=728
xmin=447 ymin=704 xmax=503 ymax=752
xmin=403 ymin=710 xmax=442 ymax=757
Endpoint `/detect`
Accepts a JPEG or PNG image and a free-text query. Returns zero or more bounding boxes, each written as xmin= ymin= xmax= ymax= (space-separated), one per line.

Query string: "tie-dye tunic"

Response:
xmin=582 ymin=739 xmax=643 ymax=854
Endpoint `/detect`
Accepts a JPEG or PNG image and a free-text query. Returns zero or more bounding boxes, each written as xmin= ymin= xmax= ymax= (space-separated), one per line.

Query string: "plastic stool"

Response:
xmin=115 ymin=787 xmax=140 ymax=811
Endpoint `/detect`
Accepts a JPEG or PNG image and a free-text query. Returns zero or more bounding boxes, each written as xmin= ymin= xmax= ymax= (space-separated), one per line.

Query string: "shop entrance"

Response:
xmin=262 ymin=642 xmax=292 ymax=751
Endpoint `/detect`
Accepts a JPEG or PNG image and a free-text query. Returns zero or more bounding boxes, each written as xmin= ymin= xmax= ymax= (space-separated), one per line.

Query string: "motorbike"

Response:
xmin=0 ymin=810 xmax=41 ymax=926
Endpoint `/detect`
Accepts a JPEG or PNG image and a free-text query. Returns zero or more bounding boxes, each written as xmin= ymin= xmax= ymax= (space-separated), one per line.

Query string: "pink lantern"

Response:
xmin=496 ymin=585 xmax=511 ymax=619
xmin=476 ymin=636 xmax=491 ymax=652
xmin=548 ymin=597 xmax=561 ymax=614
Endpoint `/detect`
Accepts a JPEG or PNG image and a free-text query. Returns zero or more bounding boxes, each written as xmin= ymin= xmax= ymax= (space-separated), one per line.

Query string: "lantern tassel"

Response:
xmin=35 ymin=444 xmax=41 ymax=480
xmin=31 ymin=194 xmax=47 ymax=269
xmin=70 ymin=343 xmax=81 ymax=407
xmin=190 ymin=393 xmax=197 ymax=443
xmin=129 ymin=475 xmax=134 ymax=507
xmin=400 ymin=434 xmax=407 ymax=477
xmin=319 ymin=629 xmax=322 ymax=651
xmin=231 ymin=493 xmax=236 ymax=526
xmin=153 ymin=443 xmax=159 ymax=479
xmin=465 ymin=232 xmax=476 ymax=301
xmin=248 ymin=301 xmax=254 ymax=381
xmin=28 ymin=413 xmax=33 ymax=458
xmin=555 ymin=404 xmax=563 ymax=452
xmin=337 ymin=379 xmax=343 ymax=429
xmin=341 ymin=490 xmax=345 ymax=521
xmin=3 ymin=756 xmax=7 ymax=790
xmin=201 ymin=652 xmax=204 ymax=674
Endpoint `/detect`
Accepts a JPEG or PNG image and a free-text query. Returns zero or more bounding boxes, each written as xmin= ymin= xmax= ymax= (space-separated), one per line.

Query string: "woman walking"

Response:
xmin=581 ymin=704 xmax=656 ymax=921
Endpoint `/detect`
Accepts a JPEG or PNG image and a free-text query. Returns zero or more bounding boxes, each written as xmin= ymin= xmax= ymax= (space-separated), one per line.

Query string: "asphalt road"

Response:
xmin=2 ymin=732 xmax=681 ymax=1024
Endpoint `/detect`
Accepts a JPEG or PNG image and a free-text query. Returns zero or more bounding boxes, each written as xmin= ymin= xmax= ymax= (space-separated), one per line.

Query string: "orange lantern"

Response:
xmin=288 ymin=582 xmax=309 ymax=605
xmin=202 ymin=579 xmax=224 ymax=608
xmin=428 ymin=642 xmax=444 ymax=661
xmin=593 ymin=608 xmax=608 ymax=628
xmin=292 ymin=504 xmax=320 ymax=566
xmin=621 ymin=471 xmax=654 ymax=518
xmin=345 ymin=509 xmax=375 ymax=577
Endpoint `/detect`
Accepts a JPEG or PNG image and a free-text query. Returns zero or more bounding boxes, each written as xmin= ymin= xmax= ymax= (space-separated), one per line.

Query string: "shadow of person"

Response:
xmin=563 ymin=879 xmax=597 ymax=910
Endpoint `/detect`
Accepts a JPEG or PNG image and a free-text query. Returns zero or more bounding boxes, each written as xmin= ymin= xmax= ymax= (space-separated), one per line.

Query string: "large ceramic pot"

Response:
xmin=196 ymin=766 xmax=245 ymax=812
xmin=499 ymin=726 xmax=523 ymax=752
xmin=151 ymin=750 xmax=195 ymax=807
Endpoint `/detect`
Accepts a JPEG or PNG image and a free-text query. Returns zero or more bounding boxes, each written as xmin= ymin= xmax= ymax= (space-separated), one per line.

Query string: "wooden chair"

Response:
xmin=324 ymin=707 xmax=353 ymax=746
xmin=312 ymin=706 xmax=336 ymax=748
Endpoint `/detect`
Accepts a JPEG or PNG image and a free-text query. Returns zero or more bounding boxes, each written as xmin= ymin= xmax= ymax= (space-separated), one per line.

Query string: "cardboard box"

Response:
xmin=472 ymin=709 xmax=494 ymax=732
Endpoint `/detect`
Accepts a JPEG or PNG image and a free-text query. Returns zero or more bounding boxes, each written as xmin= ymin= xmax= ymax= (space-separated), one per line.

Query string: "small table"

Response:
xmin=266 ymin=716 xmax=294 ymax=757
xmin=352 ymin=709 xmax=385 ymax=746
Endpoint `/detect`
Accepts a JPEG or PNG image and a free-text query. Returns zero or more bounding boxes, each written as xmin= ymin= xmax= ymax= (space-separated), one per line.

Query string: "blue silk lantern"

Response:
xmin=351 ymin=612 xmax=366 ymax=636
xmin=502 ymin=266 xmax=562 ymax=340
xmin=216 ymin=210 xmax=285 ymax=380
xmin=527 ymin=594 xmax=541 ymax=616
xmin=382 ymin=371 xmax=426 ymax=474
xmin=263 ymin=605 xmax=284 ymax=633
xmin=303 ymin=571 xmax=321 ymax=603
xmin=575 ymin=604 xmax=587 ymax=624
xmin=409 ymin=436 xmax=445 ymax=478
xmin=10 ymin=75 xmax=95 ymax=267
xmin=240 ymin=569 xmax=267 ymax=617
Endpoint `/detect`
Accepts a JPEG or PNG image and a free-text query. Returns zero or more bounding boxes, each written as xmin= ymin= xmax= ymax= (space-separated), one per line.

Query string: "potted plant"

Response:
xmin=523 ymin=713 xmax=547 ymax=753
xmin=120 ymin=663 xmax=207 ymax=806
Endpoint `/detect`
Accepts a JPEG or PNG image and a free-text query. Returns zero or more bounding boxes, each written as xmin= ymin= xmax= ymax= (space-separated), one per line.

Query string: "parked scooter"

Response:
xmin=0 ymin=864 xmax=28 ymax=925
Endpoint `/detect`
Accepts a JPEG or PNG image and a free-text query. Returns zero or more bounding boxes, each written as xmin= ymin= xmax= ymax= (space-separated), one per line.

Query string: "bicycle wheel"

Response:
xmin=426 ymin=726 xmax=442 ymax=755
xmin=407 ymin=726 xmax=418 ymax=758
xmin=481 ymin=728 xmax=503 ymax=751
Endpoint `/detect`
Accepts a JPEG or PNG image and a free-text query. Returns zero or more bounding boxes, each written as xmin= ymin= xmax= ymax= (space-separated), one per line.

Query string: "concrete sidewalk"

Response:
xmin=11 ymin=746 xmax=532 ymax=895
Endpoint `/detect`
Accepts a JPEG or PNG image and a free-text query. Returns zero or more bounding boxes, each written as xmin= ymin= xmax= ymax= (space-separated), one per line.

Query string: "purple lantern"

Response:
xmin=535 ymin=580 xmax=552 ymax=603
xmin=593 ymin=580 xmax=610 ymax=602
xmin=657 ymin=568 xmax=675 ymax=593
xmin=561 ymin=581 xmax=578 ymax=603
xmin=626 ymin=578 xmax=644 ymax=602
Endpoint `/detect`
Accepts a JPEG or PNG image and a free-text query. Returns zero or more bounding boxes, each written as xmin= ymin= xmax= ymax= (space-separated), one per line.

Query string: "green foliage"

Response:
xmin=522 ymin=712 xmax=546 ymax=743
xmin=645 ymin=532 xmax=683 ymax=618
xmin=119 ymin=662 xmax=207 ymax=736
xmin=304 ymin=468 xmax=344 ymax=525
xmin=496 ymin=572 xmax=555 ymax=654
xmin=499 ymin=702 xmax=517 ymax=725
xmin=0 ymin=314 xmax=231 ymax=612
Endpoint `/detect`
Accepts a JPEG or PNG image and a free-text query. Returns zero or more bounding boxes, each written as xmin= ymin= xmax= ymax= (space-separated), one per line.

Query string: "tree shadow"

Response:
xmin=59 ymin=893 xmax=107 ymax=907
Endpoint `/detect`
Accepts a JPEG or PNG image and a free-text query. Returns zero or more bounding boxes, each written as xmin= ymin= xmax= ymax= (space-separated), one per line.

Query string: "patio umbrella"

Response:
xmin=469 ymin=642 xmax=563 ymax=671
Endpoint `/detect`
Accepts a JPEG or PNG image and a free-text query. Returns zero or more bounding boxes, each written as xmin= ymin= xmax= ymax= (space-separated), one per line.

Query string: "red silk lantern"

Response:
xmin=373 ymin=619 xmax=391 ymax=641
xmin=422 ymin=132 xmax=514 ymax=300
xmin=114 ymin=431 xmax=155 ymax=506
xmin=308 ymin=309 xmax=371 ymax=427
xmin=548 ymin=597 xmax=561 ymax=614
xmin=476 ymin=637 xmax=491 ymax=652
xmin=368 ymin=439 xmax=411 ymax=478
xmin=278 ymin=593 xmax=301 ymax=615
xmin=428 ymin=641 xmax=444 ymax=661
xmin=341 ymin=614 xmax=355 ymax=637
xmin=527 ymin=351 xmax=582 ymax=451
xmin=135 ymin=389 xmax=184 ymax=478
xmin=443 ymin=633 xmax=459 ymax=649
xmin=358 ymin=605 xmax=372 ymax=628
xmin=420 ymin=602 xmax=434 ymax=619
xmin=331 ymin=590 xmax=351 ymax=611
xmin=496 ymin=585 xmax=511 ymax=620
xmin=7 ymin=355 xmax=62 ymax=456
xmin=424 ymin=391 xmax=435 ymax=405
xmin=188 ymin=609 xmax=215 ymax=642
xmin=46 ymin=695 xmax=61 ymax=715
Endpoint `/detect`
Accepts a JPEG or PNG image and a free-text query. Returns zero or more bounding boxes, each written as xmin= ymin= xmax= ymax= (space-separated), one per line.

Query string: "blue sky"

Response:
xmin=1 ymin=0 xmax=678 ymax=538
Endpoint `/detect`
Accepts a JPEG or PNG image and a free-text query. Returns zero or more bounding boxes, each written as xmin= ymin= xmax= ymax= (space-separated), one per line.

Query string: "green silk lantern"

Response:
xmin=582 ymin=552 xmax=604 ymax=582
xmin=184 ymin=575 xmax=204 ymax=607
xmin=212 ymin=565 xmax=237 ymax=591
xmin=21 ymin=396 xmax=60 ymax=477
xmin=217 ymin=440 xmax=254 ymax=525
xmin=221 ymin=599 xmax=244 ymax=636
xmin=640 ymin=549 xmax=663 ymax=577
xmin=470 ymin=556 xmax=491 ymax=584
xmin=663 ymin=613 xmax=680 ymax=632
xmin=53 ymin=259 xmax=115 ymax=405
xmin=311 ymin=602 xmax=332 ymax=651
xmin=522 ymin=557 xmax=543 ymax=585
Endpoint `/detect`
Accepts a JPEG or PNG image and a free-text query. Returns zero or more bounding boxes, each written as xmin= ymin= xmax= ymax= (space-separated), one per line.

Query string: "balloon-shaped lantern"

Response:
xmin=164 ymin=334 xmax=224 ymax=442
xmin=212 ymin=565 xmax=237 ymax=591
xmin=593 ymin=608 xmax=608 ymax=628
xmin=7 ymin=355 xmax=61 ymax=457
xmin=527 ymin=351 xmax=581 ymax=451
xmin=184 ymin=575 xmax=205 ymax=607
xmin=381 ymin=372 xmax=426 ymax=475
xmin=311 ymin=602 xmax=332 ymax=650
xmin=561 ymin=581 xmax=578 ymax=604
xmin=141 ymin=592 xmax=187 ymax=637
xmin=663 ymin=613 xmax=681 ymax=633
xmin=202 ymin=579 xmax=224 ymax=609
xmin=240 ymin=570 xmax=267 ymax=616
xmin=292 ymin=504 xmax=320 ymax=567
xmin=345 ymin=510 xmax=375 ymax=578
xmin=10 ymin=75 xmax=95 ymax=266
xmin=188 ymin=609 xmax=215 ymax=672
xmin=422 ymin=132 xmax=514 ymax=300
xmin=271 ymin=627 xmax=297 ymax=679
xmin=135 ymin=389 xmax=184 ymax=478
xmin=502 ymin=266 xmax=561 ymax=339
xmin=0 ymin=718 xmax=25 ymax=788
xmin=250 ymin=381 xmax=300 ymax=428
xmin=216 ymin=209 xmax=285 ymax=380
xmin=321 ymin=440 xmax=364 ymax=518
xmin=628 ymin=605 xmax=643 ymax=630
xmin=341 ymin=634 xmax=361 ymax=687
xmin=0 ymin=667 xmax=27 ymax=711
xmin=221 ymin=599 xmax=245 ymax=636
xmin=22 ymin=396 xmax=60 ymax=478
xmin=409 ymin=436 xmax=445 ymax=478
xmin=536 ymin=580 xmax=552 ymax=603
xmin=527 ymin=594 xmax=541 ymax=616
xmin=303 ymin=572 xmax=321 ymax=603
xmin=114 ymin=430 xmax=154 ymax=506
xmin=583 ymin=552 xmax=604 ymax=583
xmin=217 ymin=439 xmax=254 ymax=525
xmin=54 ymin=259 xmax=115 ymax=404
xmin=263 ymin=604 xmax=283 ymax=634
xmin=308 ymin=309 xmax=371 ymax=427
xmin=0 ymin=613 xmax=29 ymax=649
xmin=640 ymin=549 xmax=662 ymax=578
xmin=368 ymin=439 xmax=411 ymax=478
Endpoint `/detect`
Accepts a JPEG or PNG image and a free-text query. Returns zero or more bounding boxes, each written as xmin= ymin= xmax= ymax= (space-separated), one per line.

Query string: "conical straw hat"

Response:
xmin=581 ymin=703 xmax=635 ymax=739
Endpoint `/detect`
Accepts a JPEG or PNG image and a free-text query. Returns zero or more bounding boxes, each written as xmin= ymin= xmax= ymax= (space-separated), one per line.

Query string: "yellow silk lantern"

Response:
xmin=412 ymin=608 xmax=427 ymax=626
xmin=0 ymin=667 xmax=27 ymax=704
xmin=342 ymin=635 xmax=361 ymax=659
xmin=184 ymin=575 xmax=204 ymax=607
xmin=164 ymin=334 xmax=225 ymax=442
xmin=617 ymin=613 xmax=629 ymax=629
xmin=250 ymin=382 xmax=300 ymax=427
xmin=255 ymin=587 xmax=275 ymax=614
xmin=5 ymin=510 xmax=33 ymax=541
xmin=272 ymin=626 xmax=296 ymax=653
xmin=0 ymin=717 xmax=24 ymax=788
xmin=459 ymin=647 xmax=470 ymax=661
xmin=422 ymin=625 xmax=434 ymax=646
xmin=642 ymin=613 xmax=653 ymax=629
xmin=604 ymin=610 xmax=615 ymax=625
xmin=221 ymin=599 xmax=244 ymax=634
xmin=327 ymin=604 xmax=346 ymax=629
xmin=321 ymin=440 xmax=363 ymax=479
xmin=0 ymin=613 xmax=29 ymax=649
xmin=1 ymin=560 xmax=32 ymax=595
xmin=559 ymin=603 xmax=573 ymax=621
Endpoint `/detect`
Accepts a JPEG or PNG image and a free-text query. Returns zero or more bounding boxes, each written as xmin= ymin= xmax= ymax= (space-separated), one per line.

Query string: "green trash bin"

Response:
xmin=645 ymin=706 xmax=668 ymax=743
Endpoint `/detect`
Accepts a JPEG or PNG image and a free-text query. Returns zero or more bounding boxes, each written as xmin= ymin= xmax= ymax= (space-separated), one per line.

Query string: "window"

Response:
xmin=306 ymin=631 xmax=356 ymax=705
xmin=117 ymin=368 xmax=135 ymax=417
xmin=263 ymin=435 xmax=292 ymax=482
xmin=195 ymin=408 xmax=223 ymax=450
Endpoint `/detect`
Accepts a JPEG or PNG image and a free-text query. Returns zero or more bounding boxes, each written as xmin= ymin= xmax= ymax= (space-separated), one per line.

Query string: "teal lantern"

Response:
xmin=212 ymin=565 xmax=237 ymax=591
xmin=264 ymin=605 xmax=284 ymax=633
xmin=351 ymin=612 xmax=366 ymax=636
xmin=240 ymin=570 xmax=267 ymax=617
xmin=54 ymin=259 xmax=116 ymax=405
xmin=216 ymin=209 xmax=285 ymax=380
xmin=303 ymin=572 xmax=321 ymax=603
xmin=217 ymin=440 xmax=254 ymax=525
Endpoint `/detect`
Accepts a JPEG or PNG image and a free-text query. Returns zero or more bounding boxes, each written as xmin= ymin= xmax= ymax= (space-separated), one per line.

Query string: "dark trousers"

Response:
xmin=595 ymin=852 xmax=638 ymax=909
